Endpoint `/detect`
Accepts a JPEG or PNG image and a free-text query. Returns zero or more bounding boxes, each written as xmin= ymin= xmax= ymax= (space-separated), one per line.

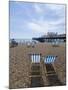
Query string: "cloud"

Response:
xmin=27 ymin=16 xmax=65 ymax=34
xmin=10 ymin=2 xmax=65 ymax=39
xmin=47 ymin=4 xmax=65 ymax=17
xmin=27 ymin=3 xmax=65 ymax=34
xmin=45 ymin=4 xmax=64 ymax=10
xmin=28 ymin=22 xmax=48 ymax=33
xmin=34 ymin=4 xmax=43 ymax=13
xmin=33 ymin=3 xmax=65 ymax=18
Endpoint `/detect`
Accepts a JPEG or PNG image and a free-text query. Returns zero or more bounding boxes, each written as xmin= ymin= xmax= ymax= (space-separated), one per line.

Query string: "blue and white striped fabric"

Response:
xmin=44 ymin=56 xmax=56 ymax=64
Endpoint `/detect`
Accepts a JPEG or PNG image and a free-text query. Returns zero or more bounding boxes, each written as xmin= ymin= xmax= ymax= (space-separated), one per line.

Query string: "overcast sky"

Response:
xmin=10 ymin=1 xmax=66 ymax=39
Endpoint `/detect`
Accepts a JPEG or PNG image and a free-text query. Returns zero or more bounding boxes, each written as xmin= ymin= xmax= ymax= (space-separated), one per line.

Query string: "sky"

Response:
xmin=9 ymin=1 xmax=66 ymax=39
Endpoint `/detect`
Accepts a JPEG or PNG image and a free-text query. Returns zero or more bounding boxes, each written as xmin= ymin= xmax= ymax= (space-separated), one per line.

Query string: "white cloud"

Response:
xmin=28 ymin=21 xmax=48 ymax=33
xmin=33 ymin=3 xmax=65 ymax=18
xmin=45 ymin=4 xmax=64 ymax=10
xmin=52 ymin=5 xmax=65 ymax=16
xmin=34 ymin=4 xmax=43 ymax=13
xmin=45 ymin=4 xmax=65 ymax=18
xmin=28 ymin=4 xmax=65 ymax=34
xmin=27 ymin=16 xmax=65 ymax=34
